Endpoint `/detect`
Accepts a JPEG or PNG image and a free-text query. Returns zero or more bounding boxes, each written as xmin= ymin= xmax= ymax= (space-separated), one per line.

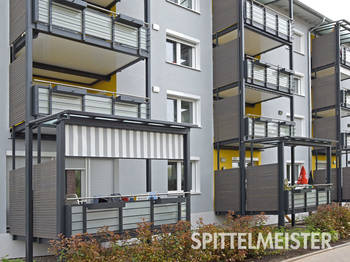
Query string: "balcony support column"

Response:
xmin=239 ymin=0 xmax=247 ymax=216
xmin=326 ymin=146 xmax=332 ymax=204
xmin=184 ymin=132 xmax=191 ymax=222
xmin=144 ymin=0 xmax=152 ymax=193
xmin=278 ymin=142 xmax=285 ymax=227
xmin=291 ymin=145 xmax=295 ymax=227
xmin=25 ymin=0 xmax=34 ymax=260
xmin=56 ymin=120 xmax=66 ymax=236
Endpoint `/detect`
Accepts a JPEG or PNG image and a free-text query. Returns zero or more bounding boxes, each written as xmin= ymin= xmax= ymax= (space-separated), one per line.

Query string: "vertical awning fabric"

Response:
xmin=65 ymin=124 xmax=184 ymax=160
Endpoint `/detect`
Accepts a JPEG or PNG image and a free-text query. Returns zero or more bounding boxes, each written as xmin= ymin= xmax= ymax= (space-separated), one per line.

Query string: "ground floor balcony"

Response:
xmin=8 ymin=112 xmax=194 ymax=241
xmin=66 ymin=194 xmax=187 ymax=236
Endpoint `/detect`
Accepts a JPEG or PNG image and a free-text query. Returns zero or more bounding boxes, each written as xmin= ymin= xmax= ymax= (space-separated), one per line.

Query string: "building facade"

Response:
xmin=1 ymin=0 xmax=214 ymax=259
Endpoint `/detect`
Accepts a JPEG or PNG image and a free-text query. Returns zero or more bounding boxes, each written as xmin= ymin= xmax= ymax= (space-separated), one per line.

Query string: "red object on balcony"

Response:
xmin=297 ymin=166 xmax=308 ymax=184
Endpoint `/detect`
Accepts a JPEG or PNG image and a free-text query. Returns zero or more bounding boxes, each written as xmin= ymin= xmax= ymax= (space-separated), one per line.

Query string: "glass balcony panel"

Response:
xmin=266 ymin=10 xmax=277 ymax=32
xmin=252 ymin=4 xmax=264 ymax=26
xmin=38 ymin=87 xmax=50 ymax=115
xmin=85 ymin=95 xmax=112 ymax=115
xmin=114 ymin=102 xmax=139 ymax=118
xmin=52 ymin=93 xmax=83 ymax=114
xmin=85 ymin=9 xmax=112 ymax=41
xmin=279 ymin=73 xmax=290 ymax=92
xmin=266 ymin=67 xmax=278 ymax=88
xmin=254 ymin=121 xmax=266 ymax=137
xmin=253 ymin=64 xmax=265 ymax=85
xmin=280 ymin=125 xmax=290 ymax=137
xmin=246 ymin=1 xmax=252 ymax=20
xmin=278 ymin=17 xmax=289 ymax=37
xmin=267 ymin=122 xmax=278 ymax=137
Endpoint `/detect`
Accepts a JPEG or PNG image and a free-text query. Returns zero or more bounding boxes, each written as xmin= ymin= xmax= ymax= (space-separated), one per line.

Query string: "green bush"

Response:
xmin=49 ymin=213 xmax=281 ymax=262
xmin=304 ymin=203 xmax=350 ymax=240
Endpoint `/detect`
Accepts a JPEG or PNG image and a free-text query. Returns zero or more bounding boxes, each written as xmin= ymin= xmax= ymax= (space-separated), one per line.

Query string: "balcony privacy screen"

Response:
xmin=65 ymin=125 xmax=184 ymax=159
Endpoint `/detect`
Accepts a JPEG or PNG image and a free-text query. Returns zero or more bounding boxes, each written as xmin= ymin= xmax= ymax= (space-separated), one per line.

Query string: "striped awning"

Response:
xmin=65 ymin=125 xmax=184 ymax=160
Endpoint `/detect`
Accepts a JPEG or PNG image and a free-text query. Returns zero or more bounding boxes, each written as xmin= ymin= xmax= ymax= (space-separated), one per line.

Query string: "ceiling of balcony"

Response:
xmin=32 ymin=34 xmax=140 ymax=85
xmin=87 ymin=0 xmax=116 ymax=8
xmin=216 ymin=28 xmax=284 ymax=57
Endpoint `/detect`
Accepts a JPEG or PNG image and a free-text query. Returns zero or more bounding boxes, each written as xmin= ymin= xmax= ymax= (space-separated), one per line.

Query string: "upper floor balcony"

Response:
xmin=11 ymin=0 xmax=149 ymax=57
xmin=33 ymin=80 xmax=149 ymax=120
xmin=213 ymin=0 xmax=292 ymax=58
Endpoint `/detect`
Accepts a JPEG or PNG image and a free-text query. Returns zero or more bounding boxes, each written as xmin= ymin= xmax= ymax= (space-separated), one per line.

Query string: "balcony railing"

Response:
xmin=246 ymin=115 xmax=295 ymax=139
xmin=287 ymin=184 xmax=332 ymax=211
xmin=65 ymin=193 xmax=187 ymax=236
xmin=342 ymin=132 xmax=350 ymax=148
xmin=341 ymin=45 xmax=350 ymax=67
xmin=245 ymin=0 xmax=292 ymax=41
xmin=35 ymin=0 xmax=147 ymax=52
xmin=341 ymin=89 xmax=350 ymax=108
xmin=246 ymin=57 xmax=294 ymax=94
xmin=33 ymin=80 xmax=149 ymax=119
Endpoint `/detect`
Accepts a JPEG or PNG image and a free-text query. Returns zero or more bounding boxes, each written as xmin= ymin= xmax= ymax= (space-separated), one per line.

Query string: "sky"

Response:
xmin=300 ymin=0 xmax=350 ymax=21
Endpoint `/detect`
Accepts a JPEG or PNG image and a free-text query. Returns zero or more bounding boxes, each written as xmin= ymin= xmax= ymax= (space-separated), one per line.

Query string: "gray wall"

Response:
xmin=116 ymin=0 xmax=214 ymax=217
xmin=260 ymin=18 xmax=311 ymax=175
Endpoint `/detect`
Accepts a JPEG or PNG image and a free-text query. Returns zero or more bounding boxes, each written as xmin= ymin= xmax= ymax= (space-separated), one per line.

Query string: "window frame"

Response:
xmin=167 ymin=158 xmax=200 ymax=194
xmin=166 ymin=29 xmax=200 ymax=70
xmin=292 ymin=29 xmax=305 ymax=55
xmin=166 ymin=0 xmax=200 ymax=13
xmin=287 ymin=114 xmax=305 ymax=137
xmin=286 ymin=162 xmax=304 ymax=184
xmin=292 ymin=72 xmax=305 ymax=97
xmin=167 ymin=90 xmax=201 ymax=126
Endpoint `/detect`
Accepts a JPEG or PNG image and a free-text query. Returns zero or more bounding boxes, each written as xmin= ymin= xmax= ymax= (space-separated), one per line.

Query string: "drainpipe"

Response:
xmin=307 ymin=18 xmax=326 ymax=173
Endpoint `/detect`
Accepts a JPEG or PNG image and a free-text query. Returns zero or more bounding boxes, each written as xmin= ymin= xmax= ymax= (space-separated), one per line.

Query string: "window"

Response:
xmin=293 ymin=30 xmax=305 ymax=55
xmin=287 ymin=114 xmax=305 ymax=137
xmin=292 ymin=73 xmax=305 ymax=96
xmin=232 ymin=158 xmax=259 ymax=168
xmin=166 ymin=30 xmax=200 ymax=70
xmin=168 ymin=160 xmax=200 ymax=193
xmin=167 ymin=90 xmax=201 ymax=125
xmin=167 ymin=0 xmax=199 ymax=12
xmin=286 ymin=163 xmax=303 ymax=184
xmin=66 ymin=170 xmax=84 ymax=198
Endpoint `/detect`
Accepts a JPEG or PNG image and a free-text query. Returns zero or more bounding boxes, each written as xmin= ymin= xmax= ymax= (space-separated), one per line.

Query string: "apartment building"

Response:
xmin=1 ymin=0 xmax=213 ymax=259
xmin=212 ymin=0 xmax=335 ymax=227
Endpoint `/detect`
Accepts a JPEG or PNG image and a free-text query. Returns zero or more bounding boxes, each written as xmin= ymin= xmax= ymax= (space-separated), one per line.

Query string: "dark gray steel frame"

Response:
xmin=215 ymin=0 xmax=295 ymax=227
xmin=10 ymin=0 xmax=153 ymax=261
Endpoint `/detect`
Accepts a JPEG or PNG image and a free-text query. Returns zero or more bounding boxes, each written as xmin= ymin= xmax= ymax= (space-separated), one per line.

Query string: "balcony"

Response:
xmin=66 ymin=194 xmax=187 ymax=236
xmin=33 ymin=0 xmax=148 ymax=54
xmin=246 ymin=57 xmax=294 ymax=94
xmin=245 ymin=0 xmax=291 ymax=42
xmin=33 ymin=81 xmax=149 ymax=119
xmin=341 ymin=46 xmax=350 ymax=67
xmin=246 ymin=116 xmax=295 ymax=139
xmin=342 ymin=132 xmax=350 ymax=149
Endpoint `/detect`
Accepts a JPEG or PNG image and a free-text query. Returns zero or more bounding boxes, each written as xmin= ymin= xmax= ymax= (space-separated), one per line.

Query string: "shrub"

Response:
xmin=304 ymin=203 xmax=350 ymax=240
xmin=49 ymin=213 xmax=281 ymax=262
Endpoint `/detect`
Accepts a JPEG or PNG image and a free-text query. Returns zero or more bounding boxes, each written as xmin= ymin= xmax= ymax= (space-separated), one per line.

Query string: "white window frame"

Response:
xmin=166 ymin=0 xmax=200 ymax=13
xmin=293 ymin=29 xmax=305 ymax=55
xmin=293 ymin=72 xmax=305 ymax=96
xmin=166 ymin=29 xmax=200 ymax=70
xmin=286 ymin=161 xmax=304 ymax=184
xmin=167 ymin=90 xmax=201 ymax=126
xmin=287 ymin=114 xmax=305 ymax=137
xmin=168 ymin=157 xmax=200 ymax=194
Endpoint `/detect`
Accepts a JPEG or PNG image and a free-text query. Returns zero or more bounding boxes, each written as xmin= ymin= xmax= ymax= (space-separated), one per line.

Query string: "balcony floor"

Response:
xmin=30 ymin=33 xmax=141 ymax=85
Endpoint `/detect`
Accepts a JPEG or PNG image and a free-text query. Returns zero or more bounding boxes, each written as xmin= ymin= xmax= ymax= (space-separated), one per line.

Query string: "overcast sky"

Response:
xmin=300 ymin=0 xmax=350 ymax=20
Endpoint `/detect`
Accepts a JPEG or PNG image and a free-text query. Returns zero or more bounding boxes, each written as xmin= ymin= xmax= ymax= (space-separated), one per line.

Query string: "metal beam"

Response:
xmin=33 ymin=62 xmax=111 ymax=81
xmin=183 ymin=132 xmax=191 ymax=222
xmin=25 ymin=0 xmax=34 ymax=260
xmin=56 ymin=121 xmax=66 ymax=235
xmin=278 ymin=142 xmax=285 ymax=227
xmin=239 ymin=0 xmax=247 ymax=215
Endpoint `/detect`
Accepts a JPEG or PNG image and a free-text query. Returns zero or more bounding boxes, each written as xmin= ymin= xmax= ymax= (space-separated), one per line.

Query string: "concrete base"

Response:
xmin=0 ymin=233 xmax=50 ymax=259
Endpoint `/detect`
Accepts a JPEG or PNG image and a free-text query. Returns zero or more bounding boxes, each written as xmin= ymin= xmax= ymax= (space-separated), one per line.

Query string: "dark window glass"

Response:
xmin=180 ymin=43 xmax=193 ymax=67
xmin=166 ymin=39 xmax=177 ymax=63
xmin=168 ymin=162 xmax=178 ymax=191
